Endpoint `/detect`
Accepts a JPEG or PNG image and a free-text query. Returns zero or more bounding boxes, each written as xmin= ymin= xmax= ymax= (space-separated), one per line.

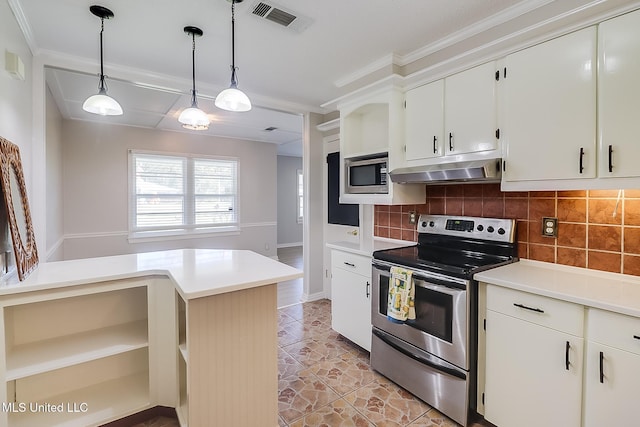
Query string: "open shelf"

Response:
xmin=6 ymin=320 xmax=148 ymax=381
xmin=8 ymin=371 xmax=150 ymax=427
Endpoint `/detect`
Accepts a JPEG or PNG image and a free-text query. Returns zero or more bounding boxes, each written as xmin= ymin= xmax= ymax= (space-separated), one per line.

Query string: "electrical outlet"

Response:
xmin=542 ymin=217 xmax=558 ymax=237
xmin=409 ymin=211 xmax=417 ymax=224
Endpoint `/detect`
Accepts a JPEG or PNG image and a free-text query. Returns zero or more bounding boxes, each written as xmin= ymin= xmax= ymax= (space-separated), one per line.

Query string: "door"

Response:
xmin=484 ymin=310 xmax=583 ymax=427
xmin=405 ymin=80 xmax=444 ymax=161
xmin=598 ymin=9 xmax=640 ymax=178
xmin=503 ymin=27 xmax=597 ymax=181
xmin=331 ymin=267 xmax=371 ymax=350
xmin=444 ymin=61 xmax=498 ymax=155
xmin=583 ymin=341 xmax=640 ymax=426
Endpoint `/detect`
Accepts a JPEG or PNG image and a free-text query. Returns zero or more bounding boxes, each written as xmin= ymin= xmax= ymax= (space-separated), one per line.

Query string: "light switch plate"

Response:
xmin=542 ymin=217 xmax=558 ymax=237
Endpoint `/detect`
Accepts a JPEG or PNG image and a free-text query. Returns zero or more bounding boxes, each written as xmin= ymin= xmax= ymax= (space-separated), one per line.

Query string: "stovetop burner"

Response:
xmin=373 ymin=214 xmax=518 ymax=279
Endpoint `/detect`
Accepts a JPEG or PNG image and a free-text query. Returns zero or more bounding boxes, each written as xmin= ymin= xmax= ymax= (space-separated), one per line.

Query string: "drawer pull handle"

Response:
xmin=599 ymin=351 xmax=604 ymax=383
xmin=513 ymin=303 xmax=544 ymax=313
xmin=343 ymin=262 xmax=355 ymax=267
xmin=565 ymin=341 xmax=570 ymax=371
xmin=366 ymin=281 xmax=370 ymax=298
xmin=634 ymin=335 xmax=640 ymax=340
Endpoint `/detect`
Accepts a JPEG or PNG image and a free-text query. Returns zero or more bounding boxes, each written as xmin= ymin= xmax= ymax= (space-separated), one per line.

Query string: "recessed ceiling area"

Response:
xmin=45 ymin=67 xmax=304 ymax=156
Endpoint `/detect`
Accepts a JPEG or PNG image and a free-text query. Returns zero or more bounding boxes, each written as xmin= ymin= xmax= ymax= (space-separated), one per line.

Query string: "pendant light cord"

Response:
xmin=230 ymin=0 xmax=238 ymax=88
xmin=191 ymin=32 xmax=198 ymax=107
xmin=98 ymin=17 xmax=107 ymax=93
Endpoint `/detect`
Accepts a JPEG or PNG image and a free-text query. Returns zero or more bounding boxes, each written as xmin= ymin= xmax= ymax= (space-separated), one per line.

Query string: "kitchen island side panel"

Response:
xmin=187 ymin=283 xmax=278 ymax=427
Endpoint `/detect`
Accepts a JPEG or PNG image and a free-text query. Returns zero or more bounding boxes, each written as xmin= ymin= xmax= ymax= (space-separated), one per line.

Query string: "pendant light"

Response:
xmin=215 ymin=0 xmax=252 ymax=112
xmin=178 ymin=26 xmax=210 ymax=130
xmin=82 ymin=5 xmax=123 ymax=116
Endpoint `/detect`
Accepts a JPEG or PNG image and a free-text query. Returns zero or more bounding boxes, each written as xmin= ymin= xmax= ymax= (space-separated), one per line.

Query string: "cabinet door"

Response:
xmin=503 ymin=27 xmax=596 ymax=181
xmin=331 ymin=267 xmax=371 ymax=351
xmin=598 ymin=9 xmax=640 ymax=178
xmin=484 ymin=310 xmax=583 ymax=427
xmin=405 ymin=80 xmax=444 ymax=161
xmin=444 ymin=61 xmax=497 ymax=155
xmin=583 ymin=342 xmax=640 ymax=426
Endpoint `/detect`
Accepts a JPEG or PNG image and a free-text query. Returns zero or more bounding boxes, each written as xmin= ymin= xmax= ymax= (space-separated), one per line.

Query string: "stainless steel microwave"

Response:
xmin=345 ymin=153 xmax=388 ymax=194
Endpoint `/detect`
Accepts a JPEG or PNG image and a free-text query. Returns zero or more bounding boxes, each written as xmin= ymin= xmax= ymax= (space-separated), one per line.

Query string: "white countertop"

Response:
xmin=326 ymin=238 xmax=414 ymax=257
xmin=0 ymin=249 xmax=303 ymax=300
xmin=475 ymin=259 xmax=640 ymax=318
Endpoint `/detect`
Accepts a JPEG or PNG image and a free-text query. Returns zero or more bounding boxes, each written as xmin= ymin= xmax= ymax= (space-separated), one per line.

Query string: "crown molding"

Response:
xmin=399 ymin=0 xmax=555 ymax=67
xmin=7 ymin=0 xmax=38 ymax=55
xmin=333 ymin=53 xmax=402 ymax=88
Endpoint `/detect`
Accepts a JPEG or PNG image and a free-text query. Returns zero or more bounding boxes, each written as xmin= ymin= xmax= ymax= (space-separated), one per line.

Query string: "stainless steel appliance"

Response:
xmin=345 ymin=153 xmax=388 ymax=194
xmin=371 ymin=214 xmax=517 ymax=426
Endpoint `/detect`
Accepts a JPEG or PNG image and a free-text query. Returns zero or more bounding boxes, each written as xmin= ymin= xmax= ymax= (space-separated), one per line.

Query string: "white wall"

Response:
xmin=45 ymin=86 xmax=64 ymax=261
xmin=61 ymin=119 xmax=278 ymax=260
xmin=277 ymin=155 xmax=303 ymax=247
xmin=0 ymin=0 xmax=33 ymax=192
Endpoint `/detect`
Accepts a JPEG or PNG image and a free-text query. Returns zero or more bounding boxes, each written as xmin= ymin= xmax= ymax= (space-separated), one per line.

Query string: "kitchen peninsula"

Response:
xmin=0 ymin=249 xmax=302 ymax=427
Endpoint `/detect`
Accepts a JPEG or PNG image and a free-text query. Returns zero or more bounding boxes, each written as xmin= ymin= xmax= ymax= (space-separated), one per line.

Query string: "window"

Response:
xmin=297 ymin=169 xmax=303 ymax=223
xmin=130 ymin=151 xmax=238 ymax=239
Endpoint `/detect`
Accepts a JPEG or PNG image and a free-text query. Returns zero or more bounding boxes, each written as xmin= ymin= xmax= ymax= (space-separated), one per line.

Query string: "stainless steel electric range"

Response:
xmin=371 ymin=214 xmax=517 ymax=426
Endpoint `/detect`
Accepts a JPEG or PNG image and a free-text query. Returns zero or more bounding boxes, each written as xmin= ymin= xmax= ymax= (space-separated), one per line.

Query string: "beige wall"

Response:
xmin=61 ymin=120 xmax=278 ymax=259
xmin=277 ymin=155 xmax=303 ymax=247
xmin=45 ymin=87 xmax=64 ymax=261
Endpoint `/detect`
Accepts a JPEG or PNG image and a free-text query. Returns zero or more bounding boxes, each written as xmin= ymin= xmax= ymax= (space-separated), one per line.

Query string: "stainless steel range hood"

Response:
xmin=389 ymin=159 xmax=502 ymax=184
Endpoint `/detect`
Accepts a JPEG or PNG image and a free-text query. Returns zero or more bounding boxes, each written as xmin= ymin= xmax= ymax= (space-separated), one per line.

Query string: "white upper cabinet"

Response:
xmin=502 ymin=27 xmax=597 ymax=182
xmin=444 ymin=61 xmax=498 ymax=156
xmin=598 ymin=9 xmax=640 ymax=178
xmin=404 ymin=80 xmax=444 ymax=161
xmin=404 ymin=62 xmax=498 ymax=164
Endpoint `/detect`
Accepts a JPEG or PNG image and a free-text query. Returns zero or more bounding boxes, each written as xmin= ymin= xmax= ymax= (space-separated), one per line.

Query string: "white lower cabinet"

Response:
xmin=331 ymin=250 xmax=372 ymax=351
xmin=583 ymin=309 xmax=640 ymax=427
xmin=482 ymin=285 xmax=640 ymax=427
xmin=484 ymin=285 xmax=583 ymax=427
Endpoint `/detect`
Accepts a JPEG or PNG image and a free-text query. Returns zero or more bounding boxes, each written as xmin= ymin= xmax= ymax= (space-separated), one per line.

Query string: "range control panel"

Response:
xmin=417 ymin=214 xmax=516 ymax=243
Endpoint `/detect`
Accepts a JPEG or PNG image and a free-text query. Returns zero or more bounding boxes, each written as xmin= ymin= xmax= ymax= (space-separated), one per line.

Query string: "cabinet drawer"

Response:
xmin=331 ymin=250 xmax=371 ymax=277
xmin=486 ymin=285 xmax=583 ymax=337
xmin=587 ymin=308 xmax=640 ymax=356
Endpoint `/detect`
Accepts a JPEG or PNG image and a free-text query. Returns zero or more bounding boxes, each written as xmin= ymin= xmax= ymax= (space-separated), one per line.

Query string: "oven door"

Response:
xmin=372 ymin=260 xmax=469 ymax=370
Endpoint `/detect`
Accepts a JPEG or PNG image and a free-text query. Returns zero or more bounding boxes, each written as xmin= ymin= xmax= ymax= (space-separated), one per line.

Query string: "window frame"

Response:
xmin=128 ymin=150 xmax=240 ymax=242
xmin=297 ymin=168 xmax=303 ymax=224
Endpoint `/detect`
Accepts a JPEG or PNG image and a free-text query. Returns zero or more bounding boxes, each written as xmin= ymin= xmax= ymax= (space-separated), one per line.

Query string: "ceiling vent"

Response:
xmin=250 ymin=1 xmax=312 ymax=33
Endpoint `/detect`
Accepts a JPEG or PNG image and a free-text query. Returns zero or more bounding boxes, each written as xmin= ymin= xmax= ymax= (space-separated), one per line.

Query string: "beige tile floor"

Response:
xmin=131 ymin=298 xmax=471 ymax=427
xmin=277 ymin=299 xmax=466 ymax=427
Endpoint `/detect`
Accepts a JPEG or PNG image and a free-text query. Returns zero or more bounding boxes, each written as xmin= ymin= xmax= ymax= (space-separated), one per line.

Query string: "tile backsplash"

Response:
xmin=374 ymin=184 xmax=640 ymax=276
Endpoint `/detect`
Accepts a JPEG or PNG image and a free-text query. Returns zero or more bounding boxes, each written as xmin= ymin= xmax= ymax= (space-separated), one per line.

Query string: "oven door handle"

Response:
xmin=372 ymin=328 xmax=466 ymax=380
xmin=373 ymin=263 xmax=468 ymax=291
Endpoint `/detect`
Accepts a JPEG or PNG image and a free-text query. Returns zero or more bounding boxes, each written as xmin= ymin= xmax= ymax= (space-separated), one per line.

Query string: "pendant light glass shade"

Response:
xmin=215 ymin=0 xmax=252 ymax=112
xmin=83 ymin=5 xmax=123 ymax=116
xmin=215 ymin=85 xmax=251 ymax=112
xmin=179 ymin=26 xmax=209 ymax=130
xmin=83 ymin=89 xmax=123 ymax=116
xmin=179 ymin=106 xmax=210 ymax=130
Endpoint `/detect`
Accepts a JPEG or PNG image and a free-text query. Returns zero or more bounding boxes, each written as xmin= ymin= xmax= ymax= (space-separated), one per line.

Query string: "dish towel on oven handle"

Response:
xmin=387 ymin=266 xmax=416 ymax=323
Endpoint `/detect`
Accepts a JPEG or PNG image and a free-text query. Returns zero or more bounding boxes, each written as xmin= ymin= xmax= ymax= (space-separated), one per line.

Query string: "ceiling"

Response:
xmin=10 ymin=0 xmax=630 ymax=157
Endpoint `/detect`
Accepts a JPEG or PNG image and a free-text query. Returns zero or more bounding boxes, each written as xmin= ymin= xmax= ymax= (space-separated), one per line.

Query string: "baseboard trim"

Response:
xmin=301 ymin=291 xmax=326 ymax=303
xmin=277 ymin=242 xmax=303 ymax=249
